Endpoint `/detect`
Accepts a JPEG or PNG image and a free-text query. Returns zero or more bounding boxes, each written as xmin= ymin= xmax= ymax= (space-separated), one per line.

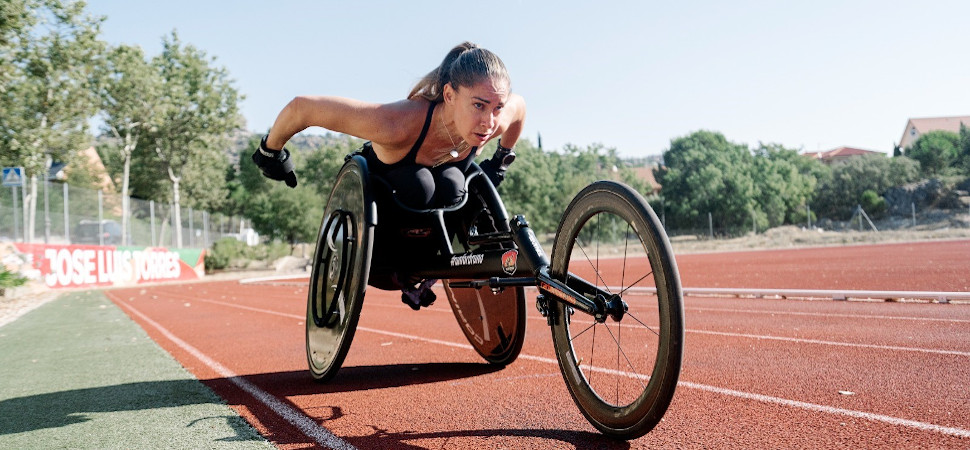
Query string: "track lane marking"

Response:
xmin=680 ymin=381 xmax=970 ymax=438
xmin=180 ymin=296 xmax=970 ymax=439
xmin=687 ymin=329 xmax=970 ymax=357
xmin=108 ymin=294 xmax=356 ymax=450
xmin=686 ymin=305 xmax=970 ymax=323
xmin=181 ymin=295 xmax=970 ymax=358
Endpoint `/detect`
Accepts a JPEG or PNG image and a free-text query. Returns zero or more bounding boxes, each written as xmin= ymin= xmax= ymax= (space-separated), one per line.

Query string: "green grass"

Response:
xmin=0 ymin=291 xmax=274 ymax=449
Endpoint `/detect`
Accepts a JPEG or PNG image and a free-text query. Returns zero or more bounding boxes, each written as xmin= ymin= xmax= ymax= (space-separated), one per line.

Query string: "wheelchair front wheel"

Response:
xmin=549 ymin=181 xmax=684 ymax=439
xmin=306 ymin=158 xmax=374 ymax=382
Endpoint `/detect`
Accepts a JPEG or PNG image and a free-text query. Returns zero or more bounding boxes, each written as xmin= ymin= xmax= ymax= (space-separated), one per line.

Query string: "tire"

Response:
xmin=306 ymin=157 xmax=374 ymax=382
xmin=442 ymin=282 xmax=526 ymax=366
xmin=549 ymin=181 xmax=684 ymax=439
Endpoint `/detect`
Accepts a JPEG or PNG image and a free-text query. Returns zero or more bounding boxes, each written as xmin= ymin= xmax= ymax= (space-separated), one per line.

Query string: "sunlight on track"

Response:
xmin=171 ymin=291 xmax=970 ymax=440
xmin=109 ymin=294 xmax=357 ymax=450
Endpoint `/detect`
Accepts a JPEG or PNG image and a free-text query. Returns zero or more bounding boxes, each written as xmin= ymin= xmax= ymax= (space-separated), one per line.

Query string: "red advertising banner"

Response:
xmin=2 ymin=242 xmax=205 ymax=289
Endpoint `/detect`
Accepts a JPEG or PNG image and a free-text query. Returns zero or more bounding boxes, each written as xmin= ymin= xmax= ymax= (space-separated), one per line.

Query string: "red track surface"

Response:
xmin=105 ymin=240 xmax=970 ymax=449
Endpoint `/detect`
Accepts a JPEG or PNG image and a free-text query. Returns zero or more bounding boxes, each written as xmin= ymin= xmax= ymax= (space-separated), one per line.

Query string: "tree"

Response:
xmin=813 ymin=154 xmax=919 ymax=220
xmin=495 ymin=140 xmax=639 ymax=235
xmin=905 ymin=130 xmax=961 ymax=176
xmin=0 ymin=0 xmax=105 ymax=241
xmin=145 ymin=31 xmax=242 ymax=247
xmin=959 ymin=124 xmax=970 ymax=174
xmin=95 ymin=44 xmax=162 ymax=244
xmin=246 ymin=182 xmax=324 ymax=244
xmin=299 ymin=134 xmax=363 ymax=198
xmin=499 ymin=140 xmax=562 ymax=234
xmin=752 ymin=143 xmax=825 ymax=228
xmin=655 ymin=131 xmax=758 ymax=233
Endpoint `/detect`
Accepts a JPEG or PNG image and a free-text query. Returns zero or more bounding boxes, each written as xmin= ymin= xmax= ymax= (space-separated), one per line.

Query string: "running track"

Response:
xmin=104 ymin=240 xmax=970 ymax=449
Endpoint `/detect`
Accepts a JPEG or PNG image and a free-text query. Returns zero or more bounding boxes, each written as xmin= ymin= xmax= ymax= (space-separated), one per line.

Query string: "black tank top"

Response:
xmin=362 ymin=101 xmax=477 ymax=175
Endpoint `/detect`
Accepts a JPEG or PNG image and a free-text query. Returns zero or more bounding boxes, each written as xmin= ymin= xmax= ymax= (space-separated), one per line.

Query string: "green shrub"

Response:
xmin=204 ymin=238 xmax=294 ymax=272
xmin=0 ymin=267 xmax=28 ymax=289
xmin=860 ymin=190 xmax=887 ymax=218
xmin=204 ymin=238 xmax=247 ymax=271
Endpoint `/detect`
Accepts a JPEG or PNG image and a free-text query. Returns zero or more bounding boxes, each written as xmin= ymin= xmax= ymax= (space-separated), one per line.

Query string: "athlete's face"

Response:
xmin=444 ymin=78 xmax=509 ymax=147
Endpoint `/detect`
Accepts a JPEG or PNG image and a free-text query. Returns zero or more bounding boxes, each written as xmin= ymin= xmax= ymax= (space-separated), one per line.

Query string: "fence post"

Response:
xmin=63 ymin=183 xmax=69 ymax=243
xmin=12 ymin=186 xmax=20 ymax=243
xmin=169 ymin=203 xmax=175 ymax=248
xmin=911 ymin=202 xmax=916 ymax=227
xmin=98 ymin=190 xmax=104 ymax=246
xmin=203 ymin=211 xmax=209 ymax=248
xmin=43 ymin=175 xmax=50 ymax=244
xmin=708 ymin=212 xmax=713 ymax=239
xmin=124 ymin=195 xmax=130 ymax=246
xmin=20 ymin=184 xmax=27 ymax=243
xmin=150 ymin=200 xmax=156 ymax=247
xmin=188 ymin=207 xmax=194 ymax=248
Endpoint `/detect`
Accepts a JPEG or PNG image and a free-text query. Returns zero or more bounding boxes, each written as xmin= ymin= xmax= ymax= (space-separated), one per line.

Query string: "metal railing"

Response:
xmin=1 ymin=180 xmax=248 ymax=248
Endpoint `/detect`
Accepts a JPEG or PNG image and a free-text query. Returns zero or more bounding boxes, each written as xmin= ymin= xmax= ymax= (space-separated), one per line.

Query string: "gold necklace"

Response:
xmin=436 ymin=105 xmax=463 ymax=167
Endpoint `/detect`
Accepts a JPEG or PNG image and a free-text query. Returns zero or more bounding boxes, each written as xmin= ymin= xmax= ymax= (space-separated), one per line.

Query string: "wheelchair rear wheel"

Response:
xmin=442 ymin=282 xmax=526 ymax=366
xmin=306 ymin=157 xmax=374 ymax=382
xmin=549 ymin=181 xmax=684 ymax=439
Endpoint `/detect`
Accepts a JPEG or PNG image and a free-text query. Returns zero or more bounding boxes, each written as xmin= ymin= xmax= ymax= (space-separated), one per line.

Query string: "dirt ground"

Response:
xmin=670 ymin=209 xmax=970 ymax=253
xmin=670 ymin=225 xmax=970 ymax=253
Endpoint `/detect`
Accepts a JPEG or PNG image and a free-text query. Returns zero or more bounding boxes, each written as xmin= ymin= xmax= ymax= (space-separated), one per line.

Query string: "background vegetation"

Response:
xmin=3 ymin=1 xmax=969 ymax=258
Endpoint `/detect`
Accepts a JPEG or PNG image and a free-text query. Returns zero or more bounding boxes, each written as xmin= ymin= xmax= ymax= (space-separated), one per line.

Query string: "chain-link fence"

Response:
xmin=653 ymin=200 xmax=970 ymax=240
xmin=1 ymin=180 xmax=248 ymax=248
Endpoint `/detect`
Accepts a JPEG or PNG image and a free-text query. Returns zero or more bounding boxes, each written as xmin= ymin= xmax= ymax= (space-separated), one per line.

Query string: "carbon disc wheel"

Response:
xmin=306 ymin=157 xmax=373 ymax=382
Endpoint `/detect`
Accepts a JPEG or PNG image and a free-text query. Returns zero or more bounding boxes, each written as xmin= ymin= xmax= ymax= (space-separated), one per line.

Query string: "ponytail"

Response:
xmin=409 ymin=42 xmax=509 ymax=101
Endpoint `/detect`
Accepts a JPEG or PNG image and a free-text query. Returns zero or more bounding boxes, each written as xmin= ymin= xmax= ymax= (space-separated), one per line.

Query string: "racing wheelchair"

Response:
xmin=306 ymin=148 xmax=684 ymax=439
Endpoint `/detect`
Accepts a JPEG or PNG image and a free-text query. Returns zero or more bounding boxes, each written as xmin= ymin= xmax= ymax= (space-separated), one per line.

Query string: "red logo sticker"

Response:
xmin=501 ymin=250 xmax=518 ymax=275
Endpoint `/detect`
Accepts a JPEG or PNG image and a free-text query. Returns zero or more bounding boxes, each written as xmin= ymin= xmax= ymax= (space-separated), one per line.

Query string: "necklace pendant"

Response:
xmin=449 ymin=149 xmax=459 ymax=158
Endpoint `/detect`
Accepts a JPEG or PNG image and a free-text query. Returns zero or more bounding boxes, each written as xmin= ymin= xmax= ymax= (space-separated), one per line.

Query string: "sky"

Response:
xmin=85 ymin=0 xmax=970 ymax=157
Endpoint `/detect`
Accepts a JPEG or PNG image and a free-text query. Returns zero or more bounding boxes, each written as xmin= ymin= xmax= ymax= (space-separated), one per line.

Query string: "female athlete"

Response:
xmin=252 ymin=41 xmax=526 ymax=209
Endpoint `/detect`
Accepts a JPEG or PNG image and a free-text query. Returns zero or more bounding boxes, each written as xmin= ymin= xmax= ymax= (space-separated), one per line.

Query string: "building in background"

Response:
xmin=802 ymin=146 xmax=885 ymax=165
xmin=898 ymin=116 xmax=970 ymax=150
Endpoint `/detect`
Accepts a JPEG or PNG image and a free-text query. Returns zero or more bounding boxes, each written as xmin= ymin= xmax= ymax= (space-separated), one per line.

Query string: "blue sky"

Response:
xmin=86 ymin=0 xmax=970 ymax=157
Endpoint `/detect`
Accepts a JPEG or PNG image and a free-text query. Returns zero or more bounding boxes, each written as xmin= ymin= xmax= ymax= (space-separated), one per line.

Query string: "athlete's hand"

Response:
xmin=252 ymin=136 xmax=298 ymax=188
xmin=480 ymin=142 xmax=515 ymax=187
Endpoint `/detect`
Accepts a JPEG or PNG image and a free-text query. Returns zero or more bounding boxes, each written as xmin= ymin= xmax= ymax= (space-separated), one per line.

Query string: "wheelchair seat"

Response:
xmin=363 ymin=160 xmax=510 ymax=291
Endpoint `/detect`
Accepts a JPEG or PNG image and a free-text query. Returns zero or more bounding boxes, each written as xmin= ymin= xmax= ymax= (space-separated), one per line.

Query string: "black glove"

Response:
xmin=252 ymin=135 xmax=298 ymax=188
xmin=479 ymin=141 xmax=516 ymax=187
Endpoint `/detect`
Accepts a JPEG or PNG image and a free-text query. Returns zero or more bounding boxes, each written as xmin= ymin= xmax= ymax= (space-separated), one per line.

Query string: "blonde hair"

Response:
xmin=408 ymin=42 xmax=510 ymax=102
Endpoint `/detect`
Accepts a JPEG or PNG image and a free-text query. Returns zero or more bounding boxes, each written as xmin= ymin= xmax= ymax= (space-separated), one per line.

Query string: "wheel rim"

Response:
xmin=311 ymin=211 xmax=355 ymax=329
xmin=560 ymin=210 xmax=665 ymax=411
xmin=306 ymin=158 xmax=372 ymax=381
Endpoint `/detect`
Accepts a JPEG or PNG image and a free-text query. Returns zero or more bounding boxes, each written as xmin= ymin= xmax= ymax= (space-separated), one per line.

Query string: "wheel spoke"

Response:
xmin=574 ymin=239 xmax=614 ymax=295
xmin=604 ymin=322 xmax=648 ymax=390
xmin=587 ymin=324 xmax=597 ymax=385
xmin=626 ymin=311 xmax=661 ymax=338
xmin=619 ymin=270 xmax=654 ymax=296
xmin=616 ymin=320 xmax=621 ymax=405
xmin=568 ymin=320 xmax=597 ymax=341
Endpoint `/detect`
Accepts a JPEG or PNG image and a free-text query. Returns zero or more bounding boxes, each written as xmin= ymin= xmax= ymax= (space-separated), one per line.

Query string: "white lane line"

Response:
xmin=112 ymin=298 xmax=356 ymax=450
xmin=556 ymin=312 xmax=970 ymax=357
xmin=681 ymin=381 xmax=970 ymax=439
xmin=239 ymin=274 xmax=310 ymax=285
xmin=191 ymin=296 xmax=970 ymax=360
xmin=188 ymin=297 xmax=970 ymax=439
xmin=688 ymin=329 xmax=970 ymax=357
xmin=687 ymin=306 xmax=970 ymax=324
